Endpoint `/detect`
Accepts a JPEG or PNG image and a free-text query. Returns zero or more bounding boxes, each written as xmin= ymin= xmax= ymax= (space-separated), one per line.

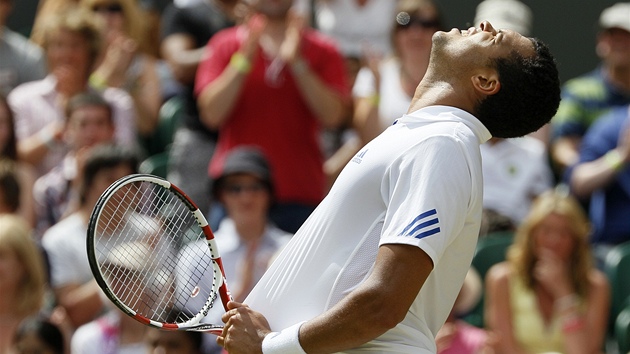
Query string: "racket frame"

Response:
xmin=87 ymin=174 xmax=232 ymax=332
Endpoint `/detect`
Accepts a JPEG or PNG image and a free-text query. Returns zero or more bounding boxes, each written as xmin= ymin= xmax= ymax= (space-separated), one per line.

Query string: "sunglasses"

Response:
xmin=92 ymin=3 xmax=123 ymax=13
xmin=223 ymin=182 xmax=267 ymax=195
xmin=396 ymin=12 xmax=440 ymax=30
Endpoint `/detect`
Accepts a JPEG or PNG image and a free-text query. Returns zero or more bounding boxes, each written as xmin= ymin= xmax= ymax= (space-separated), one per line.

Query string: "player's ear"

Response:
xmin=471 ymin=69 xmax=501 ymax=97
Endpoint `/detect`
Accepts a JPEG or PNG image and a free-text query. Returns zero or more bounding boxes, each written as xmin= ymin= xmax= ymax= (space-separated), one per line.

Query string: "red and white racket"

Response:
xmin=87 ymin=174 xmax=232 ymax=334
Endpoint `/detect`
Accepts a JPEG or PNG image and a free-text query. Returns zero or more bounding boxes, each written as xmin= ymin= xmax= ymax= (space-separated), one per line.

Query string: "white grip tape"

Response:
xmin=262 ymin=321 xmax=307 ymax=354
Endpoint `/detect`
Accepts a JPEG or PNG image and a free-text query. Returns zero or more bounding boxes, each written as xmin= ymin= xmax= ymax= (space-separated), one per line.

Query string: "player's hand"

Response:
xmin=218 ymin=301 xmax=271 ymax=354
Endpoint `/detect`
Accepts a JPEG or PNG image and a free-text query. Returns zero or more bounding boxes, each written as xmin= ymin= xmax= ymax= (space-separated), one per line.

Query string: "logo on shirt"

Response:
xmin=352 ymin=149 xmax=368 ymax=164
xmin=399 ymin=209 xmax=441 ymax=239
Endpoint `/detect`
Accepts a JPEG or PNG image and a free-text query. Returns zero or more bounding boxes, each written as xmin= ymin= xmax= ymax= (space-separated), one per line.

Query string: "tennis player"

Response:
xmin=218 ymin=21 xmax=561 ymax=353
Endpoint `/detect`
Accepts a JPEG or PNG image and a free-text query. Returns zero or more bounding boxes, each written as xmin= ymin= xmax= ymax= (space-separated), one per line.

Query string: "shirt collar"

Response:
xmin=404 ymin=105 xmax=492 ymax=144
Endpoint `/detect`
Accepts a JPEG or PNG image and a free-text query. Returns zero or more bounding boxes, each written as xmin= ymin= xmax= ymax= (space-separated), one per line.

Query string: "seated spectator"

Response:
xmin=33 ymin=92 xmax=116 ymax=237
xmin=485 ymin=190 xmax=610 ymax=353
xmin=0 ymin=94 xmax=36 ymax=226
xmin=82 ymin=0 xmax=161 ymax=139
xmin=7 ymin=5 xmax=136 ymax=176
xmin=71 ymin=262 xmax=147 ymax=354
xmin=195 ymin=0 xmax=349 ymax=233
xmin=145 ymin=327 xmax=203 ymax=354
xmin=480 ymin=136 xmax=554 ymax=227
xmin=0 ymin=215 xmax=47 ymax=354
xmin=0 ymin=0 xmax=46 ymax=95
xmin=41 ymin=144 xmax=139 ymax=329
xmin=160 ymin=0 xmax=237 ymax=214
xmin=12 ymin=316 xmax=65 ymax=354
xmin=178 ymin=147 xmax=291 ymax=303
xmin=208 ymin=146 xmax=292 ymax=301
xmin=177 ymin=147 xmax=291 ymax=353
xmin=569 ymin=105 xmax=630 ymax=266
xmin=550 ymin=2 xmax=630 ymax=175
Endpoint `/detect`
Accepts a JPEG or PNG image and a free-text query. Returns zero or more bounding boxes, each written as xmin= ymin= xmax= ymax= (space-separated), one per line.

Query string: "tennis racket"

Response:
xmin=87 ymin=173 xmax=232 ymax=334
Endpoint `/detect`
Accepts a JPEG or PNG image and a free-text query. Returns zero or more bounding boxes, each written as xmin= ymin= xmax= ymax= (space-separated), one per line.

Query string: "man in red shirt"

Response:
xmin=195 ymin=0 xmax=349 ymax=233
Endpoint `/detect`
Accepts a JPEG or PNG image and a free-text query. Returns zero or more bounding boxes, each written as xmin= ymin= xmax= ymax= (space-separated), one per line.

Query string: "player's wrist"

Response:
xmin=262 ymin=321 xmax=307 ymax=354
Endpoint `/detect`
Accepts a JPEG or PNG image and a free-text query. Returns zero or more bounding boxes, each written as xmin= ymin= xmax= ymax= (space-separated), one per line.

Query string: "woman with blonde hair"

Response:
xmin=485 ymin=190 xmax=610 ymax=354
xmin=0 ymin=214 xmax=47 ymax=354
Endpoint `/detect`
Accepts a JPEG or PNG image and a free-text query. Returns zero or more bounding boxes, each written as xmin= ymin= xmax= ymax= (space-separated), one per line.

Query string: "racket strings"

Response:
xmin=94 ymin=181 xmax=219 ymax=325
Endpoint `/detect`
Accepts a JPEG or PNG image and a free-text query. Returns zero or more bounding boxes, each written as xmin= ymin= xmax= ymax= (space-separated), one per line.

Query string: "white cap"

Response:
xmin=600 ymin=2 xmax=630 ymax=32
xmin=474 ymin=0 xmax=533 ymax=36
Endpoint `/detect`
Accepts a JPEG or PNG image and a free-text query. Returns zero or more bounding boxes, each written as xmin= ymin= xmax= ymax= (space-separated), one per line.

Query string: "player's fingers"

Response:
xmin=222 ymin=308 xmax=237 ymax=323
xmin=216 ymin=335 xmax=225 ymax=347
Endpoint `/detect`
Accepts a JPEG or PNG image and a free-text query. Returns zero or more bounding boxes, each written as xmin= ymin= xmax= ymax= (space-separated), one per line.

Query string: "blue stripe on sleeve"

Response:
xmin=400 ymin=209 xmax=437 ymax=236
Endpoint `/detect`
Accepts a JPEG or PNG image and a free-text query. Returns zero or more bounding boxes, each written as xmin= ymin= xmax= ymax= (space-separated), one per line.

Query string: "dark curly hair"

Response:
xmin=476 ymin=38 xmax=560 ymax=138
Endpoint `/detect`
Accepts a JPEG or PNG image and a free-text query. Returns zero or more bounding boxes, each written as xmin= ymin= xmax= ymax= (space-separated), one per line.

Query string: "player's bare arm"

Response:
xmin=219 ymin=243 xmax=434 ymax=354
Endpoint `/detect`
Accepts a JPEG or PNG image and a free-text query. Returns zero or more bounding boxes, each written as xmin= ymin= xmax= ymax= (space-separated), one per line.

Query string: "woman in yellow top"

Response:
xmin=485 ymin=190 xmax=610 ymax=354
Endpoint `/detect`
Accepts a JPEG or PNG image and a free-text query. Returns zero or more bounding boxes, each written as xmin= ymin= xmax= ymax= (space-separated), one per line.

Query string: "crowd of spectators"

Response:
xmin=1 ymin=0 xmax=630 ymax=353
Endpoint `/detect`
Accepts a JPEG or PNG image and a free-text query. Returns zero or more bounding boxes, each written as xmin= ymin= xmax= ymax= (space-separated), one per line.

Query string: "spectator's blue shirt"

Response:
xmin=577 ymin=106 xmax=630 ymax=245
xmin=552 ymin=67 xmax=630 ymax=140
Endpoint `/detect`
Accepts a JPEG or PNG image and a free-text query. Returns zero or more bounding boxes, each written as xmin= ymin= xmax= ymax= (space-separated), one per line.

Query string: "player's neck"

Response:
xmin=407 ymin=78 xmax=476 ymax=116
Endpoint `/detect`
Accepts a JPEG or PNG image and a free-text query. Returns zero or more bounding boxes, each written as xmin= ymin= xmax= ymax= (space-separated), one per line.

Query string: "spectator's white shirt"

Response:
xmin=481 ymin=137 xmax=553 ymax=225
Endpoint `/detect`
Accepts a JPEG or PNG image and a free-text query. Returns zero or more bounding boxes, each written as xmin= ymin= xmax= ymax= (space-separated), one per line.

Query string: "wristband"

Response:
xmin=262 ymin=321 xmax=307 ymax=354
xmin=230 ymin=52 xmax=252 ymax=74
xmin=291 ymin=59 xmax=309 ymax=74
xmin=604 ymin=149 xmax=625 ymax=171
xmin=89 ymin=73 xmax=108 ymax=90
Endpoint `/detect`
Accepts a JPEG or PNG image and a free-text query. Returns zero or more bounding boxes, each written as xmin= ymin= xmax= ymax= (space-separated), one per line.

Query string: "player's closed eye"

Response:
xmin=224 ymin=182 xmax=266 ymax=195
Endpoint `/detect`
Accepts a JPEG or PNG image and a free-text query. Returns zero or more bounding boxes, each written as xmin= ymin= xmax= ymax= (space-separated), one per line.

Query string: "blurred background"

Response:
xmin=6 ymin=0 xmax=614 ymax=84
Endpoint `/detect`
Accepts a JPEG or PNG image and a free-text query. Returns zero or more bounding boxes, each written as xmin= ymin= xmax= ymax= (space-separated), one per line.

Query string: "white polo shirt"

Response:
xmin=245 ymin=106 xmax=491 ymax=353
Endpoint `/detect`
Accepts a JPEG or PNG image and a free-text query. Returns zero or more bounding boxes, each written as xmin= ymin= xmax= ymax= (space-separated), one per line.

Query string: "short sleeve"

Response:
xmin=380 ymin=135 xmax=473 ymax=265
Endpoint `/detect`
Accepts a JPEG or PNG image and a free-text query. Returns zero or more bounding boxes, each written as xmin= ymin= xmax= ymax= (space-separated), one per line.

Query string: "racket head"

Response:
xmin=87 ymin=174 xmax=232 ymax=332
